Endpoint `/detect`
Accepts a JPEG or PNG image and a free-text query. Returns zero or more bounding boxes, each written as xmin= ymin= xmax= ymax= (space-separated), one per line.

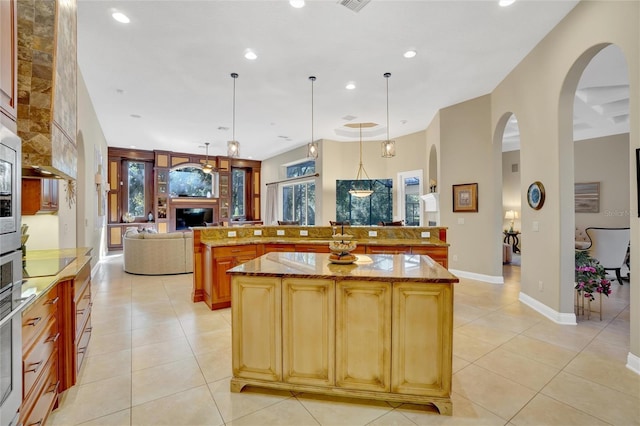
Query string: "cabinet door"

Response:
xmin=0 ymin=0 xmax=17 ymax=124
xmin=336 ymin=280 xmax=391 ymax=392
xmin=213 ymin=256 xmax=234 ymax=307
xmin=203 ymin=246 xmax=213 ymax=308
xmin=231 ymin=276 xmax=281 ymax=381
xmin=391 ymin=282 xmax=453 ymax=397
xmin=282 ymin=278 xmax=334 ymax=386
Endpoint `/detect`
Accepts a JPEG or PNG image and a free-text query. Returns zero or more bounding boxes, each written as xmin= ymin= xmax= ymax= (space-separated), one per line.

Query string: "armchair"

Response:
xmin=585 ymin=227 xmax=630 ymax=284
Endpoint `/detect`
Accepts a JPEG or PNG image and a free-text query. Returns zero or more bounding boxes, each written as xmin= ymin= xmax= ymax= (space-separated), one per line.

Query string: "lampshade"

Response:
xmin=348 ymin=123 xmax=374 ymax=198
xmin=381 ymin=72 xmax=395 ymax=158
xmin=504 ymin=210 xmax=519 ymax=220
xmin=202 ymin=142 xmax=214 ymax=174
xmin=307 ymin=76 xmax=318 ymax=159
xmin=228 ymin=73 xmax=240 ymax=158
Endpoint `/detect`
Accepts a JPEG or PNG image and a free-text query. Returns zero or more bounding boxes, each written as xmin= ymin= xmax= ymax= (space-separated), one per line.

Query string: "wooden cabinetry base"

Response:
xmin=230 ymin=378 xmax=452 ymax=415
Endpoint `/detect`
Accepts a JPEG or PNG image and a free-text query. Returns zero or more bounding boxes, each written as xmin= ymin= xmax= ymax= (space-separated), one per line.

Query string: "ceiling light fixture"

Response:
xmin=348 ymin=123 xmax=374 ymax=198
xmin=499 ymin=0 xmax=516 ymax=7
xmin=381 ymin=72 xmax=395 ymax=158
xmin=244 ymin=50 xmax=257 ymax=60
xmin=403 ymin=50 xmax=417 ymax=58
xmin=307 ymin=76 xmax=318 ymax=159
xmin=202 ymin=142 xmax=214 ymax=174
xmin=227 ymin=73 xmax=240 ymax=158
xmin=346 ymin=82 xmax=356 ymax=90
xmin=289 ymin=0 xmax=305 ymax=8
xmin=111 ymin=12 xmax=130 ymax=23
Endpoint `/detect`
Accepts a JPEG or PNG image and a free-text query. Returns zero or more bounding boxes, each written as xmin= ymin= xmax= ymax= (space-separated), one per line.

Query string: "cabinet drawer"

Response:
xmin=74 ymin=262 xmax=90 ymax=300
xmin=264 ymin=244 xmax=295 ymax=253
xmin=76 ymin=315 xmax=92 ymax=373
xmin=21 ymin=354 xmax=59 ymax=426
xmin=23 ymin=315 xmax=58 ymax=401
xmin=366 ymin=245 xmax=411 ymax=254
xmin=411 ymin=246 xmax=448 ymax=268
xmin=294 ymin=244 xmax=330 ymax=253
xmin=214 ymin=245 xmax=256 ymax=258
xmin=22 ymin=286 xmax=59 ymax=349
xmin=75 ymin=282 xmax=91 ymax=338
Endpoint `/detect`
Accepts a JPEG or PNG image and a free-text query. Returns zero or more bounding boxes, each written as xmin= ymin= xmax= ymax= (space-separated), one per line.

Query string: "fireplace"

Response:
xmin=175 ymin=208 xmax=214 ymax=230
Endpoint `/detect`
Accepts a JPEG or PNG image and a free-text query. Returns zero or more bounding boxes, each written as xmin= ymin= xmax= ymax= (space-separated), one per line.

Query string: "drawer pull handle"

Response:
xmin=85 ymin=327 xmax=93 ymax=333
xmin=27 ymin=420 xmax=43 ymax=426
xmin=77 ymin=308 xmax=85 ymax=315
xmin=46 ymin=380 xmax=60 ymax=394
xmin=25 ymin=360 xmax=43 ymax=373
xmin=78 ymin=346 xmax=87 ymax=354
xmin=84 ymin=294 xmax=91 ymax=300
xmin=45 ymin=296 xmax=59 ymax=305
xmin=26 ymin=317 xmax=42 ymax=327
xmin=231 ymin=249 xmax=241 ymax=253
xmin=46 ymin=332 xmax=60 ymax=343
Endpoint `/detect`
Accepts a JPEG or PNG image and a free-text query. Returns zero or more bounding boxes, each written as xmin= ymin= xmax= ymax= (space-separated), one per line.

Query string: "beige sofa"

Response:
xmin=123 ymin=230 xmax=194 ymax=275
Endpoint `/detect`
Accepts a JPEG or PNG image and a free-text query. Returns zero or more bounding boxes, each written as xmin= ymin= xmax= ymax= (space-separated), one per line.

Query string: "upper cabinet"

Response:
xmin=22 ymin=179 xmax=59 ymax=215
xmin=0 ymin=0 xmax=18 ymax=130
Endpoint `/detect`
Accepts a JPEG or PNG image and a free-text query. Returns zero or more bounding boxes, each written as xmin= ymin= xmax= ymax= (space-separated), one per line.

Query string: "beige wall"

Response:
xmin=574 ymin=134 xmax=630 ymax=230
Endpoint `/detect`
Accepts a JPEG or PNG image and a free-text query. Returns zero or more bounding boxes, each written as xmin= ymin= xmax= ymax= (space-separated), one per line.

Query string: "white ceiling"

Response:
xmin=78 ymin=0 xmax=597 ymax=161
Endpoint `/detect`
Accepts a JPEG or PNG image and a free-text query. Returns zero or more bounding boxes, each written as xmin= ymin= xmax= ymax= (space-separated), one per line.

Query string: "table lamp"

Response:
xmin=505 ymin=210 xmax=518 ymax=232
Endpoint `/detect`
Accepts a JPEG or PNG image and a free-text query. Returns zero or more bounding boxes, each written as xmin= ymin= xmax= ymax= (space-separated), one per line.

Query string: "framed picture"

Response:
xmin=575 ymin=182 xmax=600 ymax=213
xmin=527 ymin=181 xmax=545 ymax=210
xmin=452 ymin=183 xmax=478 ymax=212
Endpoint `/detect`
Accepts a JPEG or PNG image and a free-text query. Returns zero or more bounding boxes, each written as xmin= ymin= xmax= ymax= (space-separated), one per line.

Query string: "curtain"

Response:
xmin=265 ymin=184 xmax=278 ymax=225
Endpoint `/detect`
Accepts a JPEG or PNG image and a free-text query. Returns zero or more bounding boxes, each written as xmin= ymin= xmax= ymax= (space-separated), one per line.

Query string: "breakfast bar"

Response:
xmin=227 ymin=251 xmax=459 ymax=415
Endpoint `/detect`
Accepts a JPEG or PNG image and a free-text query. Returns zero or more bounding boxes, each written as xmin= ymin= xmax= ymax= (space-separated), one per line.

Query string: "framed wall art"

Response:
xmin=452 ymin=183 xmax=478 ymax=212
xmin=574 ymin=182 xmax=600 ymax=213
xmin=527 ymin=181 xmax=545 ymax=210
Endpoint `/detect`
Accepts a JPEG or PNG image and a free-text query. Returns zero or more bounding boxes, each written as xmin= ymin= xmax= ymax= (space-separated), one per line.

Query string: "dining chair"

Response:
xmin=585 ymin=227 xmax=630 ymax=284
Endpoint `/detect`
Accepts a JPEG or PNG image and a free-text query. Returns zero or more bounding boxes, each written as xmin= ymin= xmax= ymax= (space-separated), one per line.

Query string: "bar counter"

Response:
xmin=228 ymin=252 xmax=458 ymax=415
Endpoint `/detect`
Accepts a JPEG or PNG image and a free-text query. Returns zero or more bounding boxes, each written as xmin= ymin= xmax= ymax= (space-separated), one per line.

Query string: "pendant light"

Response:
xmin=348 ymin=123 xmax=374 ymax=198
xmin=307 ymin=76 xmax=318 ymax=159
xmin=227 ymin=72 xmax=240 ymax=158
xmin=202 ymin=142 xmax=214 ymax=174
xmin=381 ymin=72 xmax=395 ymax=158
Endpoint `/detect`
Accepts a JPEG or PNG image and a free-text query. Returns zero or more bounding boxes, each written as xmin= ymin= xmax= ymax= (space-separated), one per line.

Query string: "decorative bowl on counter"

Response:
xmin=328 ymin=238 xmax=358 ymax=264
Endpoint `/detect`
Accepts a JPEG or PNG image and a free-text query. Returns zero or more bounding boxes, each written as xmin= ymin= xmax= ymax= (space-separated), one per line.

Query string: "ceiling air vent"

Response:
xmin=339 ymin=0 xmax=371 ymax=13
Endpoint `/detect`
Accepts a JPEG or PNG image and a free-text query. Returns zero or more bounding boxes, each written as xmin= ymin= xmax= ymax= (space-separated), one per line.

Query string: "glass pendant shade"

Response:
xmin=381 ymin=72 xmax=396 ymax=158
xmin=202 ymin=142 xmax=214 ymax=174
xmin=348 ymin=124 xmax=373 ymax=198
xmin=228 ymin=73 xmax=240 ymax=158
xmin=307 ymin=76 xmax=318 ymax=159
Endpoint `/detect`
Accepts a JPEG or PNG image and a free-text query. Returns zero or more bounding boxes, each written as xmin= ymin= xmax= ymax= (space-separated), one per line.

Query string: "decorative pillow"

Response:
xmin=124 ymin=228 xmax=139 ymax=238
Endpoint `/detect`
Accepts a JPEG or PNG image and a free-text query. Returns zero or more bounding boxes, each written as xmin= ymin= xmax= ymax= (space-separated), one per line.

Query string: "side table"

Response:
xmin=503 ymin=231 xmax=521 ymax=254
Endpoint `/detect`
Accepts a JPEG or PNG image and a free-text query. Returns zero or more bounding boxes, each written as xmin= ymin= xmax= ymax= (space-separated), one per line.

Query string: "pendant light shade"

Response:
xmin=307 ymin=76 xmax=318 ymax=159
xmin=381 ymin=72 xmax=396 ymax=158
xmin=202 ymin=142 xmax=214 ymax=174
xmin=348 ymin=123 xmax=374 ymax=198
xmin=228 ymin=73 xmax=240 ymax=158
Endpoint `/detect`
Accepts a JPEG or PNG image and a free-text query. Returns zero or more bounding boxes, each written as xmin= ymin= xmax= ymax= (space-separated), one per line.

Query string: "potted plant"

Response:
xmin=575 ymin=250 xmax=612 ymax=301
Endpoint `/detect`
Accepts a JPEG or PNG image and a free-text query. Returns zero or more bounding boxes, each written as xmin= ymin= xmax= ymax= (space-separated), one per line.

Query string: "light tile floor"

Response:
xmin=48 ymin=255 xmax=639 ymax=426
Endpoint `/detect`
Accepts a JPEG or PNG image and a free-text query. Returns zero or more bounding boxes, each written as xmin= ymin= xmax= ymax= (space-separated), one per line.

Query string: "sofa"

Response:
xmin=123 ymin=229 xmax=194 ymax=275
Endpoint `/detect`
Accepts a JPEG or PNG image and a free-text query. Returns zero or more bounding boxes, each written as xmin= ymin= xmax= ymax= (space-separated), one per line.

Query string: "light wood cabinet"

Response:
xmin=21 ymin=179 xmax=59 ymax=215
xmin=282 ymin=278 xmax=334 ymax=386
xmin=0 ymin=0 xmax=17 ymax=128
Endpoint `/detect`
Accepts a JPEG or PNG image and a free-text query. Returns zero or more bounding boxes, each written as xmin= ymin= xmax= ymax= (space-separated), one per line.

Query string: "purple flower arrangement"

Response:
xmin=575 ymin=251 xmax=612 ymax=301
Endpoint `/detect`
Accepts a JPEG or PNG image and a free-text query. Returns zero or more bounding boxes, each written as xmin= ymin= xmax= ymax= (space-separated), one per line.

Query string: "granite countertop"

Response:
xmin=201 ymin=237 xmax=449 ymax=248
xmin=227 ymin=252 xmax=459 ymax=283
xmin=21 ymin=248 xmax=93 ymax=306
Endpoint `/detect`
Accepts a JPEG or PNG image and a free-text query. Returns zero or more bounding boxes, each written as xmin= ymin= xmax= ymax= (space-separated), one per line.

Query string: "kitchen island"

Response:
xmin=228 ymin=252 xmax=459 ymax=415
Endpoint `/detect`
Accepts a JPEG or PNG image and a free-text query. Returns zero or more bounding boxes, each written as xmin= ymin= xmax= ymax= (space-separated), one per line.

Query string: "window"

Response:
xmin=127 ymin=161 xmax=145 ymax=217
xmin=231 ymin=168 xmax=247 ymax=218
xmin=281 ymin=160 xmax=316 ymax=225
xmin=336 ymin=179 xmax=393 ymax=225
xmin=404 ymin=177 xmax=421 ymax=226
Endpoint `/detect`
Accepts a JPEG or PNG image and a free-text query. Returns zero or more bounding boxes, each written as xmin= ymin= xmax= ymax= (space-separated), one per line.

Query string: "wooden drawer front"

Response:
xmin=264 ymin=244 xmax=295 ymax=253
xmin=75 ymin=282 xmax=92 ymax=338
xmin=294 ymin=244 xmax=330 ymax=253
xmin=411 ymin=246 xmax=448 ymax=268
xmin=21 ymin=354 xmax=59 ymax=426
xmin=76 ymin=315 xmax=91 ymax=374
xmin=22 ymin=286 xmax=59 ymax=349
xmin=214 ymin=245 xmax=256 ymax=258
xmin=74 ymin=262 xmax=90 ymax=300
xmin=366 ymin=245 xmax=411 ymax=255
xmin=23 ymin=315 xmax=58 ymax=400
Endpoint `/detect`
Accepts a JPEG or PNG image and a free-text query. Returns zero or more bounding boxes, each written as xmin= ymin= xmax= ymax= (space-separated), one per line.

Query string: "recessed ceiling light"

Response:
xmin=499 ymin=0 xmax=516 ymax=7
xmin=112 ymin=12 xmax=130 ymax=23
xmin=346 ymin=82 xmax=356 ymax=90
xmin=403 ymin=50 xmax=417 ymax=58
xmin=289 ymin=0 xmax=305 ymax=8
xmin=244 ymin=50 xmax=257 ymax=60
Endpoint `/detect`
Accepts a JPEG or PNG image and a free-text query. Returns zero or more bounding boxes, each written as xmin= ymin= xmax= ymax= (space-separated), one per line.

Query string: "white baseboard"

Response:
xmin=519 ymin=292 xmax=577 ymax=325
xmin=448 ymin=269 xmax=504 ymax=284
xmin=627 ymin=352 xmax=640 ymax=375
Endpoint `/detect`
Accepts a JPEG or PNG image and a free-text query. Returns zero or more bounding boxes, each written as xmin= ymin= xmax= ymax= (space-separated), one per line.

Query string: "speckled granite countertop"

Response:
xmin=21 ymin=248 xmax=93 ymax=306
xmin=200 ymin=237 xmax=448 ymax=248
xmin=228 ymin=252 xmax=459 ymax=283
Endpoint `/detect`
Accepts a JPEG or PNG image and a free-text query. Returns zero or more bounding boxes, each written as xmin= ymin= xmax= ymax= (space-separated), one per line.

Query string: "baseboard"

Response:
xmin=627 ymin=352 xmax=640 ymax=375
xmin=448 ymin=269 xmax=504 ymax=284
xmin=519 ymin=292 xmax=577 ymax=325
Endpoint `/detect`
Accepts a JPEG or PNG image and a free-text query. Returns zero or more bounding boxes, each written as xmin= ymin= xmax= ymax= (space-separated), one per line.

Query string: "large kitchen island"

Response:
xmin=227 ymin=251 xmax=459 ymax=415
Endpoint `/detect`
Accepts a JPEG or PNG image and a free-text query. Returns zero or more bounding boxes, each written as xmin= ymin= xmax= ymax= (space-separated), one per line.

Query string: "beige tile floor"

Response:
xmin=47 ymin=255 xmax=639 ymax=426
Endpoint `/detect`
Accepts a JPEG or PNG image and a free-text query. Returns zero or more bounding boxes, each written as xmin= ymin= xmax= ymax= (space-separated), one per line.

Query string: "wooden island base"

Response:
xmin=228 ymin=252 xmax=458 ymax=417
xmin=230 ymin=378 xmax=453 ymax=415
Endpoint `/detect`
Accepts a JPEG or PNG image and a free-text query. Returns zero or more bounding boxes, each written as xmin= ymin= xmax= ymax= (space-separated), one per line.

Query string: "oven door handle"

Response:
xmin=0 ymin=294 xmax=37 ymax=328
